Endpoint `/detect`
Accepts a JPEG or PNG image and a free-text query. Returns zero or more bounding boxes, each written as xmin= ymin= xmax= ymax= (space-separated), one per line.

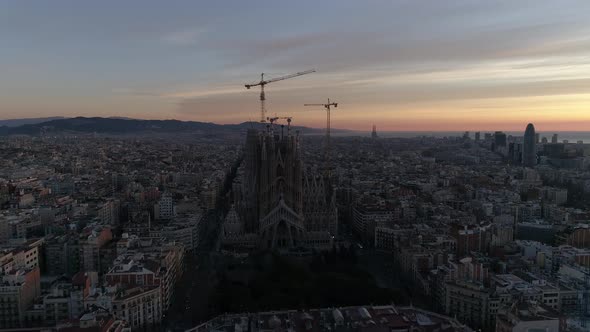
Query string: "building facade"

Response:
xmin=223 ymin=126 xmax=337 ymax=250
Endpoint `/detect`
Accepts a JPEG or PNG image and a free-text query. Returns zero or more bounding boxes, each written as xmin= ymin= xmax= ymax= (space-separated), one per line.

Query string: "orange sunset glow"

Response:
xmin=2 ymin=1 xmax=590 ymax=131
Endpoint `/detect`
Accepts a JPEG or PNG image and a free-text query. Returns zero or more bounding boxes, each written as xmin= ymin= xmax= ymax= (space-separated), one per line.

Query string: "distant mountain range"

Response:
xmin=0 ymin=117 xmax=66 ymax=127
xmin=0 ymin=117 xmax=350 ymax=136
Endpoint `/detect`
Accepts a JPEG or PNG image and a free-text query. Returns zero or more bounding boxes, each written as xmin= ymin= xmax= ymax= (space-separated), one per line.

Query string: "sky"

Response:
xmin=2 ymin=1 xmax=590 ymax=131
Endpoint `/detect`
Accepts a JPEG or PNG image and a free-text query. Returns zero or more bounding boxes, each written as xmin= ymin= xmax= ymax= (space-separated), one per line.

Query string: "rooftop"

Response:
xmin=185 ymin=305 xmax=472 ymax=332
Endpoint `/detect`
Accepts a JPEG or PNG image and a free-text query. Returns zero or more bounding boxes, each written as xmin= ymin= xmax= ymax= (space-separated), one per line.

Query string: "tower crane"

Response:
xmin=245 ymin=69 xmax=315 ymax=122
xmin=304 ymin=99 xmax=338 ymax=175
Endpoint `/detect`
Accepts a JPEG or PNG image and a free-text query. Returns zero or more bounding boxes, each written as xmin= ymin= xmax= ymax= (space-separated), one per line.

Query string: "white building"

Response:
xmin=99 ymin=199 xmax=120 ymax=225
xmin=495 ymin=300 xmax=561 ymax=332
xmin=155 ymin=193 xmax=175 ymax=220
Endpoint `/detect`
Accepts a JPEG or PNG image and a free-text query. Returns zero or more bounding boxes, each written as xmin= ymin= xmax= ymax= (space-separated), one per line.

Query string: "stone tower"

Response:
xmin=243 ymin=126 xmax=305 ymax=248
xmin=225 ymin=122 xmax=338 ymax=251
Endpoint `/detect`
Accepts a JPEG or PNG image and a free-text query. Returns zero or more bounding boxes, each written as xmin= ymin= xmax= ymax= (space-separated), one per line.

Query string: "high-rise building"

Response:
xmin=523 ymin=123 xmax=536 ymax=168
xmin=371 ymin=124 xmax=378 ymax=139
xmin=535 ymin=133 xmax=540 ymax=144
xmin=551 ymin=133 xmax=558 ymax=144
xmin=474 ymin=132 xmax=480 ymax=141
xmin=509 ymin=142 xmax=522 ymax=164
xmin=494 ymin=131 xmax=507 ymax=147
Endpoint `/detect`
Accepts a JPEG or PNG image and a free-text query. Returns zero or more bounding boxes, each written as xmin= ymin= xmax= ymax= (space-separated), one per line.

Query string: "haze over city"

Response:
xmin=2 ymin=1 xmax=590 ymax=130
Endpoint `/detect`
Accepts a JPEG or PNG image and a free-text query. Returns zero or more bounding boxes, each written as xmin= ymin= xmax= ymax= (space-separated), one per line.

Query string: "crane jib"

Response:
xmin=244 ymin=69 xmax=316 ymax=122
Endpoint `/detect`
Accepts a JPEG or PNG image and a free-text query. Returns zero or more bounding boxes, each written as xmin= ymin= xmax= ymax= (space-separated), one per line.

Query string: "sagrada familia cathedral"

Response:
xmin=222 ymin=124 xmax=337 ymax=250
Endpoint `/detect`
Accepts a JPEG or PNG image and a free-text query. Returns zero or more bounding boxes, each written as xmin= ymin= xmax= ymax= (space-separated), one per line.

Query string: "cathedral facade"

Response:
xmin=222 ymin=126 xmax=337 ymax=250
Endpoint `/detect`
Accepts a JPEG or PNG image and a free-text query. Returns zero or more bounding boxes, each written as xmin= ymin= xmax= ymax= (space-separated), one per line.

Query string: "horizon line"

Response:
xmin=0 ymin=115 xmax=587 ymax=133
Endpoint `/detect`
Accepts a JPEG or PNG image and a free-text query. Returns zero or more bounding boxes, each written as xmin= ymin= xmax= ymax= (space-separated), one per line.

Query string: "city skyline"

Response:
xmin=2 ymin=1 xmax=590 ymax=131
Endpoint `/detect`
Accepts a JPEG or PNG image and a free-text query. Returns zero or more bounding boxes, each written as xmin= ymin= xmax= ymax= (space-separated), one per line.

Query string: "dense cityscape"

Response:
xmin=0 ymin=118 xmax=588 ymax=331
xmin=4 ymin=2 xmax=590 ymax=332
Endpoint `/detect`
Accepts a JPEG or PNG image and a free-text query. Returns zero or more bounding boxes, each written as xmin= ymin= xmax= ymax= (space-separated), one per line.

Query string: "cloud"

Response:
xmin=114 ymin=83 xmax=248 ymax=100
xmin=160 ymin=86 xmax=244 ymax=99
xmin=10 ymin=1 xmax=590 ymax=130
xmin=162 ymin=27 xmax=207 ymax=46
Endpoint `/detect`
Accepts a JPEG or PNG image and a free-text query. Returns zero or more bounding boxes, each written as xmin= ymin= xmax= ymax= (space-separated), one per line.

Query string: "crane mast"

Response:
xmin=245 ymin=69 xmax=315 ymax=122
xmin=304 ymin=98 xmax=338 ymax=176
